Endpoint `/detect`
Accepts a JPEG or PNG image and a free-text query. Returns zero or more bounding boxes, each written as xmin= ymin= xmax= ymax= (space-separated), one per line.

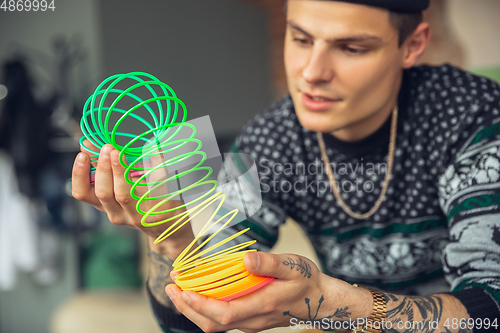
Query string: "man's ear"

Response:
xmin=402 ymin=22 xmax=431 ymax=69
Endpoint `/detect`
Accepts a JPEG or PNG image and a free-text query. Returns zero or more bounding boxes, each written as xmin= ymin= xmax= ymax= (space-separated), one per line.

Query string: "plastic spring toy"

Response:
xmin=80 ymin=72 xmax=273 ymax=301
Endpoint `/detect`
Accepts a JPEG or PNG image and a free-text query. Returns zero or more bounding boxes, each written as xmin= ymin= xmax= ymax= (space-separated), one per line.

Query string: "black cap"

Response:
xmin=333 ymin=0 xmax=429 ymax=13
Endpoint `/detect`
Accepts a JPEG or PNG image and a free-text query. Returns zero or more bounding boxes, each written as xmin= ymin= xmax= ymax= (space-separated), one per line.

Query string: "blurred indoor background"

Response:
xmin=0 ymin=1 xmax=499 ymax=333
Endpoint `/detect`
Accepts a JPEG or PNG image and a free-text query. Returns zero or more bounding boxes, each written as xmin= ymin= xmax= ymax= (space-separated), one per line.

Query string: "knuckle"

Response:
xmin=188 ymin=300 xmax=202 ymax=313
xmin=95 ymin=190 xmax=111 ymax=201
xmin=219 ymin=312 xmax=235 ymax=326
xmin=97 ymin=162 xmax=111 ymax=171
xmin=115 ymin=193 xmax=132 ymax=205
xmin=71 ymin=190 xmax=84 ymax=200
xmin=270 ymin=255 xmax=281 ymax=273
xmin=108 ymin=215 xmax=124 ymax=225
xmin=171 ymin=299 xmax=183 ymax=312
xmin=261 ymin=300 xmax=275 ymax=314
xmin=201 ymin=323 xmax=218 ymax=333
xmin=131 ymin=221 xmax=142 ymax=229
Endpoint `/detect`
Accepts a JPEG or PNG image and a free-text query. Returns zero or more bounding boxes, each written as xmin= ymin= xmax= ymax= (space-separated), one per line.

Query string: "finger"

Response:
xmin=166 ymin=284 xmax=226 ymax=333
xmin=94 ymin=144 xmax=125 ymax=220
xmin=244 ymin=252 xmax=312 ymax=280
xmin=170 ymin=270 xmax=180 ymax=282
xmin=80 ymin=139 xmax=100 ymax=168
xmin=71 ymin=152 xmax=104 ymax=210
xmin=110 ymin=149 xmax=142 ymax=220
xmin=168 ymin=282 xmax=274 ymax=329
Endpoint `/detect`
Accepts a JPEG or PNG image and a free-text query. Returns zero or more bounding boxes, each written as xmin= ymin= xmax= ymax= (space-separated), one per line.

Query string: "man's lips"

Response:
xmin=304 ymin=92 xmax=336 ymax=101
xmin=301 ymin=92 xmax=341 ymax=111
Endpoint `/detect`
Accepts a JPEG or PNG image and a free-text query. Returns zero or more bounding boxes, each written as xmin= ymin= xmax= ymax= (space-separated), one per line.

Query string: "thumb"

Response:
xmin=244 ymin=252 xmax=312 ymax=280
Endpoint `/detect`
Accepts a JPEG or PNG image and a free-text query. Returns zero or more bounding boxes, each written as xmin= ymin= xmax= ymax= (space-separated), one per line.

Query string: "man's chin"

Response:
xmin=295 ymin=112 xmax=339 ymax=134
xmin=299 ymin=120 xmax=339 ymax=134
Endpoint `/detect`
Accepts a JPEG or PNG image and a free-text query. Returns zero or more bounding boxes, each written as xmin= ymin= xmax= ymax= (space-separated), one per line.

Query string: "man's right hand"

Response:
xmin=71 ymin=142 xmax=195 ymax=255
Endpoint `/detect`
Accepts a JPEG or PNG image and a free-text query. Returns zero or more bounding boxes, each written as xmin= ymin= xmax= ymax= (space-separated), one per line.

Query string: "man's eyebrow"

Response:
xmin=333 ymin=35 xmax=383 ymax=43
xmin=287 ymin=20 xmax=383 ymax=43
xmin=287 ymin=21 xmax=313 ymax=38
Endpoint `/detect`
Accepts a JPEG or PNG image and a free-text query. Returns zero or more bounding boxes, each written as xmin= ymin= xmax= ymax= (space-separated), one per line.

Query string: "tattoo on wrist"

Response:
xmin=283 ymin=295 xmax=351 ymax=325
xmin=382 ymin=293 xmax=472 ymax=333
xmin=148 ymin=251 xmax=175 ymax=307
xmin=151 ymin=251 xmax=175 ymax=269
xmin=282 ymin=257 xmax=312 ymax=278
xmin=387 ymin=294 xmax=441 ymax=333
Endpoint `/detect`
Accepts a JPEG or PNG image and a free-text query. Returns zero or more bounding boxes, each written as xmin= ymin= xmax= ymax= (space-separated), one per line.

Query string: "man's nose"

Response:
xmin=301 ymin=45 xmax=334 ymax=84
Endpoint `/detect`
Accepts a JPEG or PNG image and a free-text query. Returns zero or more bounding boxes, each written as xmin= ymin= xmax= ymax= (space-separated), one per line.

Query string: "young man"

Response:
xmin=72 ymin=0 xmax=500 ymax=332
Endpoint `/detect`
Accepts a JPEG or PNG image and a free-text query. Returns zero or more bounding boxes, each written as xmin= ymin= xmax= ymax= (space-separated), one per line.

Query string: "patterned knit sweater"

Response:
xmin=149 ymin=64 xmax=500 ymax=332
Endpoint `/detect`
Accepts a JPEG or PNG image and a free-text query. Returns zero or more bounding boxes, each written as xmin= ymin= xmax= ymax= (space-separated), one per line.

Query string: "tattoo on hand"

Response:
xmin=283 ymin=296 xmax=351 ymax=325
xmin=282 ymin=257 xmax=312 ymax=278
xmin=333 ymin=306 xmax=352 ymax=318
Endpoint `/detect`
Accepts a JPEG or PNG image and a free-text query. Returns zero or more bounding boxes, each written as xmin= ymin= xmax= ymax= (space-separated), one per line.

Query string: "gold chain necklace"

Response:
xmin=316 ymin=106 xmax=398 ymax=220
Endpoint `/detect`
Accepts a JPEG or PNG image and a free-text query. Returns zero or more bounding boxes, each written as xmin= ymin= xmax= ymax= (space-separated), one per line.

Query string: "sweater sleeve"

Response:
xmin=437 ymin=75 xmax=500 ymax=331
xmin=147 ymin=283 xmax=204 ymax=333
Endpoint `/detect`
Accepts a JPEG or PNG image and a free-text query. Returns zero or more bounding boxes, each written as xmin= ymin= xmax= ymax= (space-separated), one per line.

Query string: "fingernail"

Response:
xmin=101 ymin=145 xmax=111 ymax=157
xmin=249 ymin=252 xmax=260 ymax=270
xmin=111 ymin=152 xmax=119 ymax=166
xmin=76 ymin=153 xmax=86 ymax=166
xmin=166 ymin=288 xmax=173 ymax=299
xmin=181 ymin=293 xmax=191 ymax=305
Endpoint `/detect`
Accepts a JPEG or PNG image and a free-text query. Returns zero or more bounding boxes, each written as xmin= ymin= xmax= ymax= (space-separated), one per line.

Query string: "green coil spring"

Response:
xmin=80 ymin=72 xmax=219 ymax=243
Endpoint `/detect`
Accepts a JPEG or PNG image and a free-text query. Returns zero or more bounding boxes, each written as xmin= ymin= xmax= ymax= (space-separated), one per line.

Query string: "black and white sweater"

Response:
xmin=150 ymin=64 xmax=500 ymax=332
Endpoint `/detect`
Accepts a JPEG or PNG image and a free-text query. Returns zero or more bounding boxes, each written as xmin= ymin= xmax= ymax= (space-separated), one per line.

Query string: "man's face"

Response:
xmin=285 ymin=0 xmax=406 ymax=141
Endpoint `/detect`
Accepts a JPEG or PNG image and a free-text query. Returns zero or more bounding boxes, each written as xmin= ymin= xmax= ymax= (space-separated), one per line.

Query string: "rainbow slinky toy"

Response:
xmin=80 ymin=72 xmax=273 ymax=301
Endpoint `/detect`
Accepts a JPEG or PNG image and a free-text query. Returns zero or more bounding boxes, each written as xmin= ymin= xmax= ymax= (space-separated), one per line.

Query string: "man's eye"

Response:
xmin=293 ymin=38 xmax=311 ymax=46
xmin=343 ymin=46 xmax=367 ymax=54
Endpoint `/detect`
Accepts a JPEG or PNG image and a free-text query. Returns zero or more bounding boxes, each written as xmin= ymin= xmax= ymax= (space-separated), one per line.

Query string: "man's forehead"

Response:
xmin=287 ymin=1 xmax=397 ymax=41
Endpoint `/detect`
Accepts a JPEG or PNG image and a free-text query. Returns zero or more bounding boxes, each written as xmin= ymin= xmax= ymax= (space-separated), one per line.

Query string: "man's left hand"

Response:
xmin=165 ymin=251 xmax=371 ymax=333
